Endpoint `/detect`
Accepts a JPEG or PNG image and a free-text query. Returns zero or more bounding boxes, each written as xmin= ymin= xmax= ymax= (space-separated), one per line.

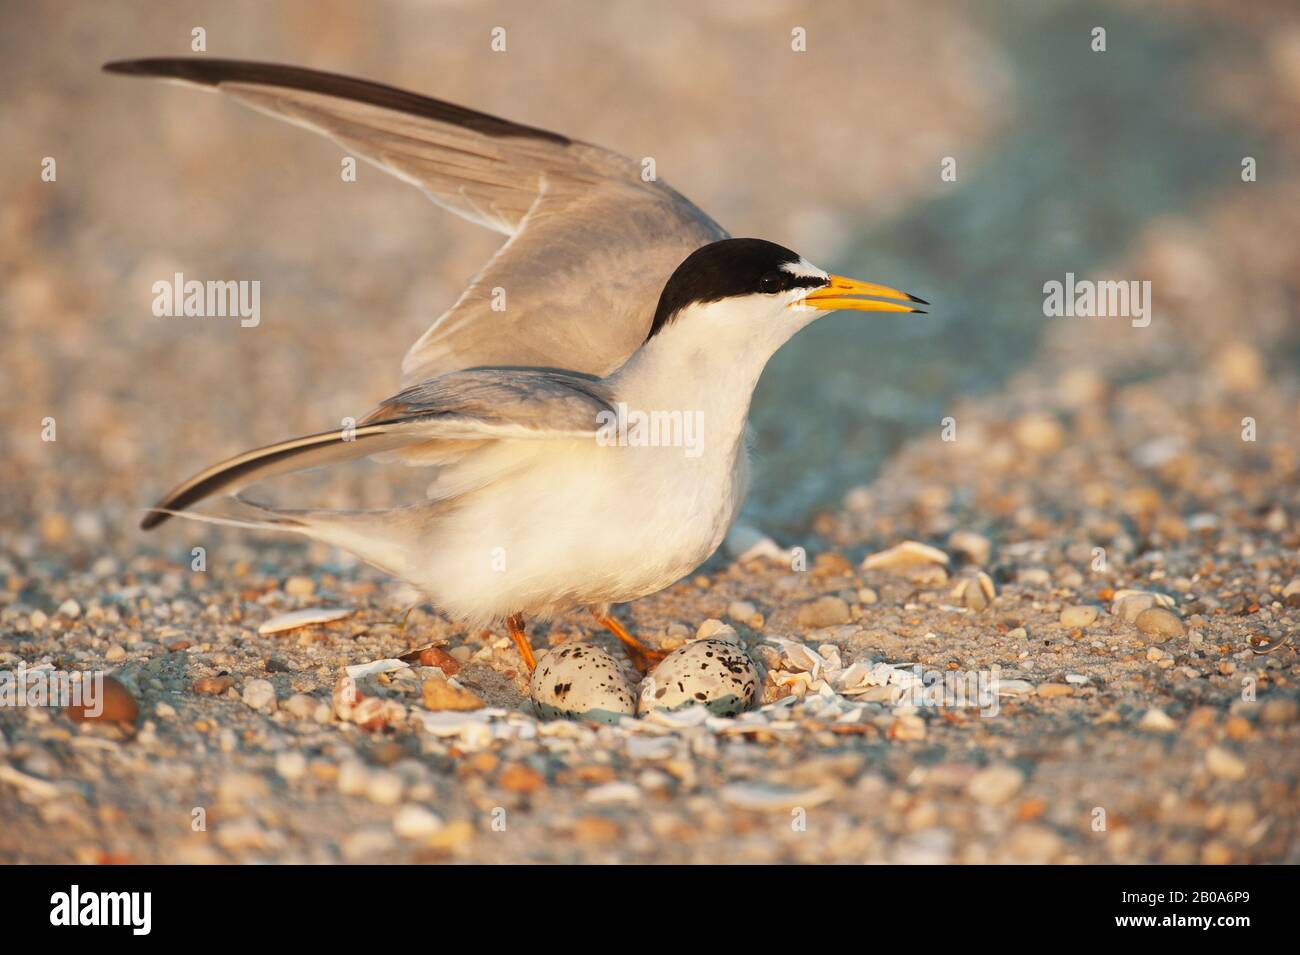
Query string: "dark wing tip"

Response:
xmin=140 ymin=507 xmax=169 ymax=531
xmin=99 ymin=56 xmax=571 ymax=145
xmin=104 ymin=58 xmax=200 ymax=80
xmin=102 ymin=58 xmax=230 ymax=88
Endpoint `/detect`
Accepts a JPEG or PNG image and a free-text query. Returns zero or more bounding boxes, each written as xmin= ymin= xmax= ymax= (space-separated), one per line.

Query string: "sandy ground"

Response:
xmin=2 ymin=310 xmax=1298 ymax=863
xmin=2 ymin=1 xmax=1299 ymax=863
xmin=3 ymin=190 xmax=1298 ymax=861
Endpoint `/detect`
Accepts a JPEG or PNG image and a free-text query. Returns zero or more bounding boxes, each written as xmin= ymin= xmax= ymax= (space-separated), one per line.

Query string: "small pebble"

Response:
xmin=283 ymin=693 xmax=317 ymax=719
xmin=499 ymin=763 xmax=545 ymax=794
xmin=1205 ymin=747 xmax=1247 ymax=782
xmin=66 ymin=675 xmax=138 ymax=726
xmin=193 ymin=675 xmax=234 ymax=696
xmin=1115 ymin=595 xmax=1154 ymax=622
xmin=1135 ymin=607 xmax=1185 ymax=642
xmin=337 ymin=761 xmax=371 ymax=796
xmin=1138 ymin=708 xmax=1177 ymax=732
xmin=393 ymin=804 xmax=444 ymax=840
xmin=241 ymin=679 xmax=277 ymax=712
xmin=1007 ymin=824 xmax=1062 ymax=863
xmin=1259 ymin=698 xmax=1298 ymax=725
xmin=572 ymin=815 xmax=622 ymax=843
xmin=283 ymin=575 xmax=316 ymax=597
xmin=1201 ymin=841 xmax=1233 ymax=865
xmin=1224 ymin=715 xmax=1253 ymax=740
xmin=215 ymin=818 xmax=269 ymax=852
xmin=1113 ymin=590 xmax=1174 ymax=622
xmin=1017 ymin=567 xmax=1052 ymax=587
xmin=275 ymin=751 xmax=308 ymax=781
xmin=217 ymin=772 xmax=269 ymax=805
xmin=796 ymin=595 xmax=851 ymax=628
xmin=341 ymin=827 xmax=396 ymax=861
xmin=417 ymin=646 xmax=461 ymax=675
xmin=421 ymin=675 xmax=485 ymax=712
xmin=1012 ymin=413 xmax=1063 ymax=452
xmin=695 ymin=618 xmax=740 ymax=643
xmin=967 ymin=765 xmax=1024 ymax=805
xmin=727 ymin=600 xmax=757 ymax=623
xmin=366 ymin=771 xmax=404 ymax=806
xmin=1059 ymin=605 xmax=1099 ymax=628
xmin=584 ymin=782 xmax=642 ymax=805
xmin=887 ymin=712 xmax=926 ymax=741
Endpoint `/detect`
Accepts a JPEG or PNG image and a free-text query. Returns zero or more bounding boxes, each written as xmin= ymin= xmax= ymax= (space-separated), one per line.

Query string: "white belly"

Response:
xmin=409 ymin=434 xmax=748 ymax=625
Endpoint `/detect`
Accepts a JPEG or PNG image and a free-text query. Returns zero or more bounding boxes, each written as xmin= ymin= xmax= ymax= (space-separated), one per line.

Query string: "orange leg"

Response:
xmin=590 ymin=609 xmax=668 ymax=671
xmin=506 ymin=613 xmax=537 ymax=672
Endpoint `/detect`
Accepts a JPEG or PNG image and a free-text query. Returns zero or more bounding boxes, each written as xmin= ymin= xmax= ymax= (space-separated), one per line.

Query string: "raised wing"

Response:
xmin=105 ymin=58 xmax=727 ymax=380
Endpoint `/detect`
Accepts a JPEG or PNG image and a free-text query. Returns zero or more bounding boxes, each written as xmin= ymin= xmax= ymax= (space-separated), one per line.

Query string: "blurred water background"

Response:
xmin=752 ymin=3 xmax=1274 ymax=529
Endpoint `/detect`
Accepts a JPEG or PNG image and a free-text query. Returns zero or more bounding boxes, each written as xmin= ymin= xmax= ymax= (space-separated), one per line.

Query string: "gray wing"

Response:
xmin=104 ymin=58 xmax=727 ymax=380
xmin=364 ymin=368 xmax=611 ymax=431
xmin=141 ymin=368 xmax=613 ymax=529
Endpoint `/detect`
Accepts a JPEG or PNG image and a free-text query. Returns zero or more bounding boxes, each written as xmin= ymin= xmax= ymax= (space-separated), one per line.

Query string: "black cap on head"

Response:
xmin=646 ymin=238 xmax=826 ymax=341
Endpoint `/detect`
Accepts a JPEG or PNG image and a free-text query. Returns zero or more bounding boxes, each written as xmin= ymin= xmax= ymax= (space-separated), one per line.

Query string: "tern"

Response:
xmin=106 ymin=58 xmax=926 ymax=671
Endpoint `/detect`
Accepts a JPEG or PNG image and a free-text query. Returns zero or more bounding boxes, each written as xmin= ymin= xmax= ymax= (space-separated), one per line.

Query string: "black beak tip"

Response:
xmin=907 ymin=294 xmax=930 ymax=306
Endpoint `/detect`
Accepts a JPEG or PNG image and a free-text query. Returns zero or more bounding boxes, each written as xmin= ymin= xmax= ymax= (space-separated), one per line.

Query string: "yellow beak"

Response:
xmin=796 ymin=275 xmax=928 ymax=313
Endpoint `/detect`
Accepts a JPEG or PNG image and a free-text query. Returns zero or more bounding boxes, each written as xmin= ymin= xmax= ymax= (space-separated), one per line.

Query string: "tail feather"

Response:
xmin=153 ymin=494 xmax=431 ymax=583
xmin=236 ymin=495 xmax=429 ymax=582
xmin=140 ymin=503 xmax=305 ymax=533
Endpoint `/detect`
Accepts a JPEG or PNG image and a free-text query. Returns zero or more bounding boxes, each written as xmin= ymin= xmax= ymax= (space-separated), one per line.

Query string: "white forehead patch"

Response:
xmin=781 ymin=258 xmax=829 ymax=280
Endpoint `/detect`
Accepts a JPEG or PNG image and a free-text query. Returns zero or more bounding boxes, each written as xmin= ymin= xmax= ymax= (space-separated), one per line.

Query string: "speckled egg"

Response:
xmin=530 ymin=642 xmax=636 ymax=724
xmin=638 ymin=638 xmax=759 ymax=717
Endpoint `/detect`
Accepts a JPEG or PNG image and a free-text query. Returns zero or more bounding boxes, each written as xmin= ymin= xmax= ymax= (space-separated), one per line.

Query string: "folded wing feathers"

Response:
xmin=140 ymin=423 xmax=410 ymax=530
xmin=142 ymin=369 xmax=614 ymax=529
xmin=364 ymin=369 xmax=614 ymax=443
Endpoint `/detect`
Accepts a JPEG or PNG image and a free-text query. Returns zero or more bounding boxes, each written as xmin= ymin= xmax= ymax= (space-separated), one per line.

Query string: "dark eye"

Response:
xmin=758 ymin=271 xmax=786 ymax=294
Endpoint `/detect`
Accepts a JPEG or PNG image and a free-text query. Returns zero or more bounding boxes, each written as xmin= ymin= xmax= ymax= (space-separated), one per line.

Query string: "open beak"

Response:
xmin=796 ymin=275 xmax=928 ymax=313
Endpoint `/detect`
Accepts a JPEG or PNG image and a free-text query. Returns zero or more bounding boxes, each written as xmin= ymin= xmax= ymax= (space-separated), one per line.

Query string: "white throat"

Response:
xmin=606 ymin=296 xmax=819 ymax=455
